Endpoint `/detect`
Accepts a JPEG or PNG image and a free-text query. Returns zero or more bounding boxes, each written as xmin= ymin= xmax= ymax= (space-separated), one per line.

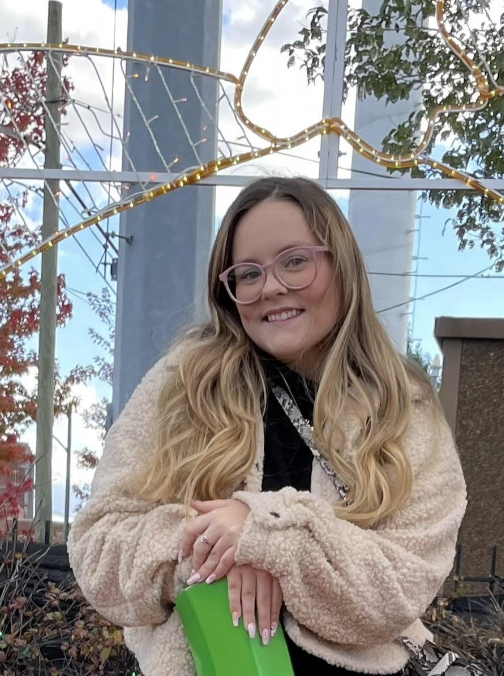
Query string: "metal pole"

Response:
xmin=34 ymin=0 xmax=63 ymax=543
xmin=63 ymin=408 xmax=72 ymax=542
xmin=318 ymin=0 xmax=348 ymax=186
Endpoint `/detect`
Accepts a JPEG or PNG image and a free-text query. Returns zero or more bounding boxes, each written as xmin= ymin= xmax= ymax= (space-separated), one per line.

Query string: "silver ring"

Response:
xmin=199 ymin=534 xmax=211 ymax=546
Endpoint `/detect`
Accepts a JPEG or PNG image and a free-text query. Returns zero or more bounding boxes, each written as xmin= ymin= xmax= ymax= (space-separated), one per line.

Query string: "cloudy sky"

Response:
xmin=2 ymin=0 xmax=502 ymax=519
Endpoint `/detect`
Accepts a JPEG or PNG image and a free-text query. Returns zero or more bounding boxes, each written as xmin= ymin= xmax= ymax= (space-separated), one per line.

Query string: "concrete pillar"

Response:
xmin=348 ymin=1 xmax=420 ymax=351
xmin=113 ymin=0 xmax=222 ymax=419
xmin=436 ymin=316 xmax=504 ymax=581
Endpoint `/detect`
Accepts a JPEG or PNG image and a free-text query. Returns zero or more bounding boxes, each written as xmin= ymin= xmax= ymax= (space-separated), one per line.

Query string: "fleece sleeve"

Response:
xmin=232 ymin=399 xmax=467 ymax=646
xmin=67 ymin=351 xmax=186 ymax=628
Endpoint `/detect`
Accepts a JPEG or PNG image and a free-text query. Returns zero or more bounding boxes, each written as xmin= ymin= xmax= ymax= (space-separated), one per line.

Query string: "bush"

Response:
xmin=1 ymin=538 xmax=502 ymax=675
xmin=0 ymin=540 xmax=142 ymax=675
xmin=424 ymin=596 xmax=504 ymax=676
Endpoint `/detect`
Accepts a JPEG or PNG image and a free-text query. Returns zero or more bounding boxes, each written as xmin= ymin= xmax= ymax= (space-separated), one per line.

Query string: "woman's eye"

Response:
xmin=284 ymin=256 xmax=307 ymax=268
xmin=237 ymin=268 xmax=261 ymax=281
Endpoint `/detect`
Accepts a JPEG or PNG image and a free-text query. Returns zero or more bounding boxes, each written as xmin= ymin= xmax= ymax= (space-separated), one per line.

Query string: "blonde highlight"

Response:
xmin=129 ymin=177 xmax=433 ymax=527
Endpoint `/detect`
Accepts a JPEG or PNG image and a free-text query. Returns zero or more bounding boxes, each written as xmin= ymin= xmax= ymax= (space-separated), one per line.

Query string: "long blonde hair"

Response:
xmin=130 ymin=177 xmax=432 ymax=527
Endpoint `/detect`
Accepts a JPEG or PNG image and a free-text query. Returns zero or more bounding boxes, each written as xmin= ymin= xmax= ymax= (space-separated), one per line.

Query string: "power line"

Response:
xmin=377 ymin=263 xmax=496 ymax=314
xmin=68 ymin=233 xmax=117 ymax=296
xmin=66 ymin=286 xmax=90 ymax=302
xmin=370 ymin=271 xmax=503 ymax=279
xmin=226 ymin=139 xmax=401 ymax=181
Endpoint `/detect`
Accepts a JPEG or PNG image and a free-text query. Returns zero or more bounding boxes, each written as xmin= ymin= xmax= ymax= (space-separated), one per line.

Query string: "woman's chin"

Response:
xmin=260 ymin=342 xmax=306 ymax=366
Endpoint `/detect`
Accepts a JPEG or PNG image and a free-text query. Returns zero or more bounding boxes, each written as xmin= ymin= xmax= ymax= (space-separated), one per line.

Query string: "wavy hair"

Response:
xmin=129 ymin=177 xmax=433 ymax=527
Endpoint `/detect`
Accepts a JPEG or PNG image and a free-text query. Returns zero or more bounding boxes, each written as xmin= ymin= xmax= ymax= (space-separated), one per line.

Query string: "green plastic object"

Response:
xmin=176 ymin=579 xmax=295 ymax=676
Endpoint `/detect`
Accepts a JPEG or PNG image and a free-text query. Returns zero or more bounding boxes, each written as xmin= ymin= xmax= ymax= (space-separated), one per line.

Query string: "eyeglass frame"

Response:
xmin=218 ymin=245 xmax=331 ymax=305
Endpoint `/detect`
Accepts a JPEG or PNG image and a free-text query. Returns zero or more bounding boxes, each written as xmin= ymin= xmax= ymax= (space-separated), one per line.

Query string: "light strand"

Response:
xmin=120 ymin=60 xmax=175 ymax=174
xmin=1 ymin=0 xmax=503 ymax=277
xmin=0 ymin=43 xmax=239 ymax=85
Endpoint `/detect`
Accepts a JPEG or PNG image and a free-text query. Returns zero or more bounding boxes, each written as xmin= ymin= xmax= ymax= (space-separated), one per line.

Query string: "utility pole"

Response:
xmin=34 ymin=0 xmax=63 ymax=543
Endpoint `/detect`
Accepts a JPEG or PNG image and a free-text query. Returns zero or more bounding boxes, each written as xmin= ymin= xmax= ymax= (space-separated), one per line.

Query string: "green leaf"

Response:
xmin=281 ymin=0 xmax=504 ymax=270
xmin=100 ymin=646 xmax=112 ymax=662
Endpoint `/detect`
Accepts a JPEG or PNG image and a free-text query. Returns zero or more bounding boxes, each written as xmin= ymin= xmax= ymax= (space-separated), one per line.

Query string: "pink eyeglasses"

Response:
xmin=219 ymin=245 xmax=330 ymax=305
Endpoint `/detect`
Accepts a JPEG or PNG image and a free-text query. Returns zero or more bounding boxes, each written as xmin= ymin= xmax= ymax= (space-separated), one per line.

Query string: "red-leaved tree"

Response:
xmin=0 ymin=50 xmax=85 ymax=527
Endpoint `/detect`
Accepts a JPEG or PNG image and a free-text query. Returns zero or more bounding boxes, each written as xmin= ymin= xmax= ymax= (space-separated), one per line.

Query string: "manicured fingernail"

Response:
xmin=232 ymin=612 xmax=240 ymax=627
xmin=262 ymin=629 xmax=270 ymax=646
xmin=205 ymin=574 xmax=216 ymax=585
xmin=187 ymin=571 xmax=200 ymax=585
xmin=270 ymin=623 xmax=278 ymax=638
xmin=247 ymin=623 xmax=255 ymax=639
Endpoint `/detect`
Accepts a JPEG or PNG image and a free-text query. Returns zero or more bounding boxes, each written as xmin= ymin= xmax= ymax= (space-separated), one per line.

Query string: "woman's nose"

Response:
xmin=261 ymin=269 xmax=288 ymax=299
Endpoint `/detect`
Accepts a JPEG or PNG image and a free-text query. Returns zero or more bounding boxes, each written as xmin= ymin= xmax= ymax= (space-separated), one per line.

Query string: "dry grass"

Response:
xmin=0 ymin=541 xmax=142 ymax=676
xmin=1 ymin=538 xmax=502 ymax=675
xmin=424 ymin=594 xmax=504 ymax=676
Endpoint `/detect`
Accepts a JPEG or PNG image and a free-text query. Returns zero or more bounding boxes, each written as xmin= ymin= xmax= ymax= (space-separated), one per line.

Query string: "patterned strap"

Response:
xmin=399 ymin=636 xmax=459 ymax=675
xmin=271 ymin=385 xmax=351 ymax=503
xmin=271 ymin=385 xmax=437 ymax=663
xmin=272 ymin=385 xmax=348 ymax=504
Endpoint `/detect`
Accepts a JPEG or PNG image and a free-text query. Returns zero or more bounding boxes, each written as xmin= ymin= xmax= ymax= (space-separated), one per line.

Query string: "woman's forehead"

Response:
xmin=231 ymin=201 xmax=320 ymax=263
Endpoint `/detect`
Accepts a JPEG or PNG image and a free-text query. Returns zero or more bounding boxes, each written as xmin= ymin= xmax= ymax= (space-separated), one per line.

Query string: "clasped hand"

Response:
xmin=179 ymin=499 xmax=250 ymax=584
xmin=179 ymin=499 xmax=283 ymax=645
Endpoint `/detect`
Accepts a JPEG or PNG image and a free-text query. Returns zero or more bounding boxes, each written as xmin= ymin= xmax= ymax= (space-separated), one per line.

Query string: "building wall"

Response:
xmin=436 ymin=318 xmax=504 ymax=581
xmin=456 ymin=338 xmax=504 ymax=577
xmin=0 ymin=443 xmax=34 ymax=520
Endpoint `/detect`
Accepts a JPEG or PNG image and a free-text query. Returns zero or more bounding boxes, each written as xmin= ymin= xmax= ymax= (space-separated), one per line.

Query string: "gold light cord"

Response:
xmin=0 ymin=0 xmax=503 ymax=277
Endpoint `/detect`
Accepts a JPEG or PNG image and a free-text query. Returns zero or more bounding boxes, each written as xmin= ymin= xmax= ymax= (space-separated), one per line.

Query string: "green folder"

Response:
xmin=176 ymin=579 xmax=295 ymax=676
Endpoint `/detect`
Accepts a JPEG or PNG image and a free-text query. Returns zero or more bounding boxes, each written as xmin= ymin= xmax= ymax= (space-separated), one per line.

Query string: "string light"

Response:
xmin=0 ymin=42 xmax=238 ymax=84
xmin=1 ymin=0 xmax=503 ymax=277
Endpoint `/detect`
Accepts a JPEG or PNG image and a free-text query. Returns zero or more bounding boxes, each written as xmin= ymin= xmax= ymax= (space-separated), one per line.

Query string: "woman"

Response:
xmin=68 ymin=177 xmax=466 ymax=676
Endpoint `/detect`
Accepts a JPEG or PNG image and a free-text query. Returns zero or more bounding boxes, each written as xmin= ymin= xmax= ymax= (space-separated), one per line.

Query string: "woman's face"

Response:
xmin=230 ymin=199 xmax=341 ymax=373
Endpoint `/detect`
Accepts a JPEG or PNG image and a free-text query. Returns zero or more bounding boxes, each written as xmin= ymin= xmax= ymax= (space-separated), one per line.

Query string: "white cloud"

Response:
xmin=9 ymin=0 xmax=499 ymax=507
xmin=0 ymin=0 xmax=127 ymax=47
xmin=20 ymin=369 xmax=105 ymax=490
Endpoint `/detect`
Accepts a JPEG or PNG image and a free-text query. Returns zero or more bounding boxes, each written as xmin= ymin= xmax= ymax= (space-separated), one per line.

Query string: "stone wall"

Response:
xmin=435 ymin=317 xmax=504 ymax=581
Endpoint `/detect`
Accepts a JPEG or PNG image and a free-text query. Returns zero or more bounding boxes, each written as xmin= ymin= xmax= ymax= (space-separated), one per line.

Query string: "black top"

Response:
xmin=262 ymin=356 xmax=315 ymax=495
xmin=261 ymin=355 xmax=399 ymax=676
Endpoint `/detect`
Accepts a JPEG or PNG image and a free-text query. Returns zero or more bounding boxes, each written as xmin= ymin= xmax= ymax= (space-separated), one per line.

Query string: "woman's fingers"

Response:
xmin=182 ymin=501 xmax=249 ymax=565
xmin=240 ymin=567 xmax=257 ymax=640
xmin=255 ymin=570 xmax=273 ymax=646
xmin=192 ymin=499 xmax=233 ymax=513
xmin=179 ymin=513 xmax=211 ymax=558
xmin=189 ymin=536 xmax=223 ymax=584
xmin=190 ymin=531 xmax=219 ymax=575
xmin=227 ymin=566 xmax=242 ymax=628
xmin=270 ymin=577 xmax=283 ymax=638
xmin=202 ymin=546 xmax=236 ymax=583
xmin=225 ymin=565 xmax=284 ymax=646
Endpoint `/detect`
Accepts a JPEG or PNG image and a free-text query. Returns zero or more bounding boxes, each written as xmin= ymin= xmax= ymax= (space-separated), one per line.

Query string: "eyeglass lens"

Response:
xmin=228 ymin=248 xmax=317 ymax=303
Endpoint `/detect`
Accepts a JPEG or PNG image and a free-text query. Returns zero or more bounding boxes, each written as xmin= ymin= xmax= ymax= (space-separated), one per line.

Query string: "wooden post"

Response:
xmin=34 ymin=1 xmax=63 ymax=543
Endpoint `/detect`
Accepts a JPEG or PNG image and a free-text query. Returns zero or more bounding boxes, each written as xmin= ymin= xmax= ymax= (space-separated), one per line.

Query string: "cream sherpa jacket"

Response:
xmin=67 ymin=349 xmax=467 ymax=676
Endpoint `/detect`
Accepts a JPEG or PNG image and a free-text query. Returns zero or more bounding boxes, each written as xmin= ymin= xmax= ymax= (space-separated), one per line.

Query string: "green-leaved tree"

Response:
xmin=282 ymin=0 xmax=504 ymax=270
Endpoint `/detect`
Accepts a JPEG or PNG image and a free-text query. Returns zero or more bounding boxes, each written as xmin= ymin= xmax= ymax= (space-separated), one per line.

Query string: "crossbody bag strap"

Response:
xmin=271 ymin=385 xmax=351 ymax=504
xmin=272 ymin=385 xmax=438 ymax=662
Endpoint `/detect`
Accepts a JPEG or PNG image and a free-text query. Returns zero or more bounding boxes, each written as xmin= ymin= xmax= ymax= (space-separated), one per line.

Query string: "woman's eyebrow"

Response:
xmin=233 ymin=241 xmax=315 ymax=265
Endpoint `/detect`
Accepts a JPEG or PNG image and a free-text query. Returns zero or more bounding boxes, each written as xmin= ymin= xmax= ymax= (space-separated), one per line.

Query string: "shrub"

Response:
xmin=0 ymin=540 xmax=141 ymax=675
xmin=1 ymin=537 xmax=502 ymax=675
xmin=424 ymin=595 xmax=504 ymax=676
